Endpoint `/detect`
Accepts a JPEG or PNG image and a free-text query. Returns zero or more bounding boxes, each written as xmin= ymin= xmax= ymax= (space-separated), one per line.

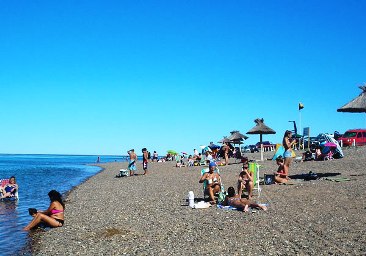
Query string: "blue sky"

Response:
xmin=0 ymin=0 xmax=365 ymax=155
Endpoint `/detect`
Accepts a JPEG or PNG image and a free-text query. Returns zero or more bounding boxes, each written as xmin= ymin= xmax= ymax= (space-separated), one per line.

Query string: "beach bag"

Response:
xmin=264 ymin=174 xmax=275 ymax=185
xmin=304 ymin=171 xmax=318 ymax=181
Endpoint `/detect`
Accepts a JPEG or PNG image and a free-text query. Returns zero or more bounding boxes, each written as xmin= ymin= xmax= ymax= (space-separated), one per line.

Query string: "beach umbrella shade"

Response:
xmin=337 ymin=85 xmax=366 ymax=113
xmin=246 ymin=118 xmax=276 ymax=161
xmin=167 ymin=150 xmax=178 ymax=155
xmin=228 ymin=131 xmax=249 ymax=141
xmin=217 ymin=137 xmax=231 ymax=144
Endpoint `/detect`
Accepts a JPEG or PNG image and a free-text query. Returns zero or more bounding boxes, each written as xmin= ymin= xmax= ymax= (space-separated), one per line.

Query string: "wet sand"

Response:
xmin=30 ymin=147 xmax=366 ymax=255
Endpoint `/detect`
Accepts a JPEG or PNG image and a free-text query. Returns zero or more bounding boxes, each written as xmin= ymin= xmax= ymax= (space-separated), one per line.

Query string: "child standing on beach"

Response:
xmin=142 ymin=148 xmax=149 ymax=175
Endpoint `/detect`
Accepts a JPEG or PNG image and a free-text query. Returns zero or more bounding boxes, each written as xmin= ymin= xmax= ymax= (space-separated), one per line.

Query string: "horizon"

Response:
xmin=1 ymin=1 xmax=365 ymax=156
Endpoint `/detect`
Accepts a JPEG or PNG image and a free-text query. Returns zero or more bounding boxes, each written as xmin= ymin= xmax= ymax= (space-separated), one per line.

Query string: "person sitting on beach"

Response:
xmin=315 ymin=146 xmax=322 ymax=161
xmin=205 ymin=151 xmax=213 ymax=164
xmin=152 ymin=151 xmax=158 ymax=162
xmin=23 ymin=190 xmax=65 ymax=231
xmin=274 ymin=156 xmax=289 ymax=184
xmin=187 ymin=155 xmax=194 ymax=167
xmin=222 ymin=187 xmax=267 ymax=212
xmin=199 ymin=162 xmax=221 ymax=204
xmin=127 ymin=149 xmax=137 ymax=176
xmin=237 ymin=163 xmax=254 ymax=199
xmin=0 ymin=176 xmax=18 ymax=199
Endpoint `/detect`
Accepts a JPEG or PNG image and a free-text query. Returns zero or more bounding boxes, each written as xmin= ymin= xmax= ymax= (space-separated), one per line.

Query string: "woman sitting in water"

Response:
xmin=0 ymin=176 xmax=18 ymax=199
xmin=23 ymin=190 xmax=65 ymax=231
xmin=222 ymin=187 xmax=267 ymax=212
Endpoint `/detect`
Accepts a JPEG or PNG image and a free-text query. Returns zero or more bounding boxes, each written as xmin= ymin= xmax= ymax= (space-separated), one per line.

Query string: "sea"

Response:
xmin=0 ymin=154 xmax=130 ymax=255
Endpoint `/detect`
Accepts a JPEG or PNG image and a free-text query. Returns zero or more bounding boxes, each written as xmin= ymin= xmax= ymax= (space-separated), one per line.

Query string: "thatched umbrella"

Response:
xmin=337 ymin=85 xmax=366 ymax=113
xmin=217 ymin=137 xmax=231 ymax=144
xmin=228 ymin=131 xmax=248 ymax=153
xmin=228 ymin=130 xmax=249 ymax=141
xmin=246 ymin=118 xmax=276 ymax=161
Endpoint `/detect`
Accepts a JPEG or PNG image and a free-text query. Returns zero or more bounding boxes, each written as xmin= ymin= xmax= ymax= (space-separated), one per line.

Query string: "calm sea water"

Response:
xmin=0 ymin=154 xmax=127 ymax=255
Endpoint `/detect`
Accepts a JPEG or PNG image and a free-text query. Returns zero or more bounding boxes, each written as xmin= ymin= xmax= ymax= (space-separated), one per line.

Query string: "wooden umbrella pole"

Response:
xmin=260 ymin=134 xmax=263 ymax=161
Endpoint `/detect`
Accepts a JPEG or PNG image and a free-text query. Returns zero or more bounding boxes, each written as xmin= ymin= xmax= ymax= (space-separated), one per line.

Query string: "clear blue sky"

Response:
xmin=1 ymin=0 xmax=365 ymax=155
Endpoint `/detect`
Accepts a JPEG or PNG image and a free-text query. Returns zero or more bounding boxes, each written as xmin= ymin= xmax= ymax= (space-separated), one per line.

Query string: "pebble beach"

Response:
xmin=29 ymin=147 xmax=366 ymax=255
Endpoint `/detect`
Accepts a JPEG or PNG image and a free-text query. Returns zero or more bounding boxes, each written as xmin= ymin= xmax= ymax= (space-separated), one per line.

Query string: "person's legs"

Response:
xmin=237 ymin=182 xmax=243 ymax=197
xmin=225 ymin=153 xmax=229 ymax=165
xmin=23 ymin=213 xmax=62 ymax=230
xmin=275 ymin=175 xmax=288 ymax=184
xmin=207 ymin=184 xmax=220 ymax=204
xmin=284 ymin=157 xmax=292 ymax=178
xmin=246 ymin=181 xmax=254 ymax=199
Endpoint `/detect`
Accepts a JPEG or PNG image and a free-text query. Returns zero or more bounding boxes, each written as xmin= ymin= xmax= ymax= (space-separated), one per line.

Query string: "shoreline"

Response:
xmin=29 ymin=148 xmax=366 ymax=255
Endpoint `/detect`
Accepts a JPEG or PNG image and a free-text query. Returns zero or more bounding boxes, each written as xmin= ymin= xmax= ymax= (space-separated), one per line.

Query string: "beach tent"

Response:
xmin=321 ymin=133 xmax=344 ymax=159
xmin=272 ymin=144 xmax=285 ymax=160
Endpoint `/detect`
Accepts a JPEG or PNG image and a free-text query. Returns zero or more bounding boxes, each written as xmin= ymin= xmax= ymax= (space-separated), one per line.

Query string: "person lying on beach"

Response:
xmin=23 ymin=190 xmax=65 ymax=231
xmin=237 ymin=163 xmax=254 ymax=199
xmin=222 ymin=187 xmax=267 ymax=212
xmin=274 ymin=156 xmax=288 ymax=184
xmin=199 ymin=162 xmax=221 ymax=204
xmin=0 ymin=176 xmax=18 ymax=199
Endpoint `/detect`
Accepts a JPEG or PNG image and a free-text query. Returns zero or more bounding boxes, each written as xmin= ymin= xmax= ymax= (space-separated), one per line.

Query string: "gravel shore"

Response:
xmin=30 ymin=147 xmax=366 ymax=255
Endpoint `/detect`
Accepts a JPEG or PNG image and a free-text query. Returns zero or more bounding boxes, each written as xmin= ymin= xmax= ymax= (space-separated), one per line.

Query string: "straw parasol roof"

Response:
xmin=246 ymin=118 xmax=276 ymax=135
xmin=246 ymin=118 xmax=276 ymax=161
xmin=228 ymin=130 xmax=249 ymax=141
xmin=217 ymin=137 xmax=231 ymax=144
xmin=337 ymin=85 xmax=366 ymax=113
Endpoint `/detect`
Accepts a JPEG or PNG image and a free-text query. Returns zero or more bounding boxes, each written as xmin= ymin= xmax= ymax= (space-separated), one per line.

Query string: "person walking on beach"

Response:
xmin=128 ymin=149 xmax=137 ymax=176
xmin=222 ymin=142 xmax=230 ymax=165
xmin=142 ymin=148 xmax=149 ymax=175
xmin=282 ymin=130 xmax=296 ymax=178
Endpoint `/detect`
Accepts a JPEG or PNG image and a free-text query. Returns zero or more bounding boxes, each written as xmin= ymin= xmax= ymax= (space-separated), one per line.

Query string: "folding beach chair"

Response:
xmin=248 ymin=162 xmax=261 ymax=197
xmin=0 ymin=179 xmax=19 ymax=201
xmin=200 ymin=168 xmax=225 ymax=202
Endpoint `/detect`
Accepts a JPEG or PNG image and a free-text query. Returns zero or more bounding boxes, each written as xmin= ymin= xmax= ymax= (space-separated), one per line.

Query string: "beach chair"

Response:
xmin=248 ymin=162 xmax=261 ymax=197
xmin=200 ymin=168 xmax=225 ymax=202
xmin=0 ymin=179 xmax=19 ymax=201
xmin=199 ymin=157 xmax=207 ymax=166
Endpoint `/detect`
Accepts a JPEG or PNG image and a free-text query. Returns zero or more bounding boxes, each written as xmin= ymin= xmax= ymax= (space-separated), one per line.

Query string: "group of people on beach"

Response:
xmin=197 ymin=129 xmax=299 ymax=211
xmin=199 ymin=161 xmax=267 ymax=212
xmin=0 ymin=175 xmax=65 ymax=231
xmin=18 ymin=130 xmax=299 ymax=230
xmin=127 ymin=148 xmax=150 ymax=176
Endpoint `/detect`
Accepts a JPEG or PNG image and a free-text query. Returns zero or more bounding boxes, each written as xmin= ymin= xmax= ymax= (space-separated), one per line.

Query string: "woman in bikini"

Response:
xmin=282 ymin=130 xmax=296 ymax=178
xmin=223 ymin=187 xmax=267 ymax=212
xmin=23 ymin=190 xmax=65 ymax=230
xmin=274 ymin=156 xmax=288 ymax=184
xmin=237 ymin=163 xmax=254 ymax=199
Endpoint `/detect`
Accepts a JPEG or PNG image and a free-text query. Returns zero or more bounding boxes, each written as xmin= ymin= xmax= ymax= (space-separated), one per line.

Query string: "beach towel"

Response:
xmin=193 ymin=201 xmax=211 ymax=209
